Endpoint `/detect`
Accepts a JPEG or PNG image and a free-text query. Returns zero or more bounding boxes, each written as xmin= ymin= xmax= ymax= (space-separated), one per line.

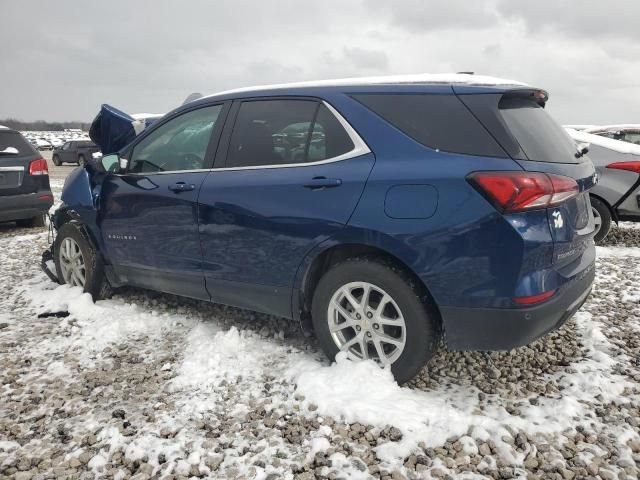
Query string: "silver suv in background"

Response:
xmin=566 ymin=127 xmax=640 ymax=243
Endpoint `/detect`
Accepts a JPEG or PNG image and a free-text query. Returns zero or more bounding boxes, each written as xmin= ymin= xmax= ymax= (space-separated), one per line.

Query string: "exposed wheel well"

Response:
xmin=589 ymin=193 xmax=617 ymax=222
xmin=299 ymin=244 xmax=441 ymax=329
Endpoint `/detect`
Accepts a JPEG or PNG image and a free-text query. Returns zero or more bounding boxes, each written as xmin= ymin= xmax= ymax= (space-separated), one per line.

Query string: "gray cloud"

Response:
xmin=366 ymin=0 xmax=500 ymax=31
xmin=496 ymin=0 xmax=640 ymax=41
xmin=0 ymin=0 xmax=638 ymax=125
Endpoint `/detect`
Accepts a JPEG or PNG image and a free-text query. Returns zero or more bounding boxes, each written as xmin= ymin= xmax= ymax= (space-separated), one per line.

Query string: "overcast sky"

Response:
xmin=2 ymin=0 xmax=638 ymax=124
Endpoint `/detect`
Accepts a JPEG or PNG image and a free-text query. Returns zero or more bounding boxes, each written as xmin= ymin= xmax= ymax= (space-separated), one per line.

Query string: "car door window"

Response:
xmin=624 ymin=132 xmax=640 ymax=145
xmin=226 ymin=100 xmax=355 ymax=168
xmin=129 ymin=105 xmax=223 ymax=173
xmin=62 ymin=142 xmax=70 ymax=150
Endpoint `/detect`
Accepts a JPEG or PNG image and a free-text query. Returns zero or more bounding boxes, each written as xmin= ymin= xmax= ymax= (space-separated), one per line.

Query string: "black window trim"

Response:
xmin=213 ymin=96 xmax=370 ymax=171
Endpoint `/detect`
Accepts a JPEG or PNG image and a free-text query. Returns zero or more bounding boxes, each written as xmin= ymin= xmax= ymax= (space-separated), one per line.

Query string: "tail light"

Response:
xmin=606 ymin=161 xmax=640 ymax=174
xmin=467 ymin=171 xmax=579 ymax=213
xmin=29 ymin=158 xmax=49 ymax=176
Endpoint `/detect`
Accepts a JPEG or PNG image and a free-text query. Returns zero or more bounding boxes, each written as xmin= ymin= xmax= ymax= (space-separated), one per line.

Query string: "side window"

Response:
xmin=309 ymin=104 xmax=354 ymax=161
xmin=624 ymin=132 xmax=640 ymax=145
xmin=226 ymin=100 xmax=355 ymax=168
xmin=353 ymin=93 xmax=507 ymax=158
xmin=62 ymin=142 xmax=70 ymax=150
xmin=129 ymin=105 xmax=222 ymax=173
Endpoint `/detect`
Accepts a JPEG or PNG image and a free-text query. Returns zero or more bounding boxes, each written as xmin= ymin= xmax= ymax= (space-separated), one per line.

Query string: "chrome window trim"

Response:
xmin=124 ymin=100 xmax=370 ymax=176
xmin=0 ymin=166 xmax=24 ymax=172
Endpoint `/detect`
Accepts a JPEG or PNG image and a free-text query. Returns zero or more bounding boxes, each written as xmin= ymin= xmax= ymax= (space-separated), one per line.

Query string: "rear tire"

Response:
xmin=591 ymin=196 xmax=612 ymax=244
xmin=16 ymin=214 xmax=45 ymax=228
xmin=52 ymin=155 xmax=61 ymax=166
xmin=54 ymin=223 xmax=112 ymax=300
xmin=311 ymin=257 xmax=440 ymax=384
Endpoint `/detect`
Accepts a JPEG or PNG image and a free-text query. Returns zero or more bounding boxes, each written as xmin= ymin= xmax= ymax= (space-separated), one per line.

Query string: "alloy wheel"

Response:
xmin=327 ymin=281 xmax=406 ymax=365
xmin=592 ymin=206 xmax=602 ymax=235
xmin=59 ymin=237 xmax=86 ymax=287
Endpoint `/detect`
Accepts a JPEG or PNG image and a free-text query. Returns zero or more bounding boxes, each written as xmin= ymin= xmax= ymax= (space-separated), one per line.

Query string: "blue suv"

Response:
xmin=46 ymin=75 xmax=597 ymax=383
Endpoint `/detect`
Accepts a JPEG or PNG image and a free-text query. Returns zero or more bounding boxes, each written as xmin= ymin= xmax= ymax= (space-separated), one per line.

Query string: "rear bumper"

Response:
xmin=441 ymin=261 xmax=595 ymax=350
xmin=0 ymin=192 xmax=53 ymax=222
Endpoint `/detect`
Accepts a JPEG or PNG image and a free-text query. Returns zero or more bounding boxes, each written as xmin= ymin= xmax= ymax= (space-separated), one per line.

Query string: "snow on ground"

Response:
xmin=0 ymin=156 xmax=639 ymax=479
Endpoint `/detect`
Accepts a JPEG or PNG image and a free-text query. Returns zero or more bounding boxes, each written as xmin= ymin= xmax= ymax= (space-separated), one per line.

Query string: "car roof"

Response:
xmin=197 ymin=73 xmax=530 ymax=102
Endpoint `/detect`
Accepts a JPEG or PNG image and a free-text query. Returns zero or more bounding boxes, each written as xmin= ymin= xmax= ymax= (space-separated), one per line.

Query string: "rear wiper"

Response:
xmin=575 ymin=146 xmax=589 ymax=158
xmin=0 ymin=147 xmax=19 ymax=155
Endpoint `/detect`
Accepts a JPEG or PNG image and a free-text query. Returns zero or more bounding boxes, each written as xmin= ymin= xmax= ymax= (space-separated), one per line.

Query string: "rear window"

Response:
xmin=498 ymin=97 xmax=579 ymax=163
xmin=0 ymin=131 xmax=37 ymax=156
xmin=352 ymin=93 xmax=507 ymax=158
xmin=458 ymin=93 xmax=582 ymax=164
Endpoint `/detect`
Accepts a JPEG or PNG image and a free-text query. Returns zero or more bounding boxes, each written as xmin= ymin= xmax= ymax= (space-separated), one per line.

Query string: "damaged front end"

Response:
xmin=41 ymin=103 xmax=162 ymax=284
xmin=41 ymin=165 xmax=102 ymax=283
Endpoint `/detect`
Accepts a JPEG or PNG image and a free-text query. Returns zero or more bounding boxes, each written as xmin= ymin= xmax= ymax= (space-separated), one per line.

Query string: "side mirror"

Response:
xmin=100 ymin=154 xmax=122 ymax=173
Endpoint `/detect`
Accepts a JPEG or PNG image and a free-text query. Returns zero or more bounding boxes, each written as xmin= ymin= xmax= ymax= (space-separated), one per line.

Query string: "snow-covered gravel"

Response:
xmin=0 ymin=156 xmax=639 ymax=480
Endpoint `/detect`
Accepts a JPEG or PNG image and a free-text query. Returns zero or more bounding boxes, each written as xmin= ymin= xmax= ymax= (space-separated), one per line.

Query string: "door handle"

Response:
xmin=303 ymin=176 xmax=342 ymax=190
xmin=168 ymin=182 xmax=195 ymax=193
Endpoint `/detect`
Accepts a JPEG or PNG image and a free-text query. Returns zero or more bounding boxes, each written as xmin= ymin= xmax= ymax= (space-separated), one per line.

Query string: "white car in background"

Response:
xmin=33 ymin=138 xmax=52 ymax=151
xmin=565 ymin=126 xmax=640 ymax=243
xmin=584 ymin=124 xmax=640 ymax=146
xmin=48 ymin=137 xmax=63 ymax=148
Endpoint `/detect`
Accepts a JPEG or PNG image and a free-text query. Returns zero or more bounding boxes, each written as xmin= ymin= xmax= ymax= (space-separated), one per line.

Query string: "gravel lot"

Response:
xmin=0 ymin=153 xmax=639 ymax=480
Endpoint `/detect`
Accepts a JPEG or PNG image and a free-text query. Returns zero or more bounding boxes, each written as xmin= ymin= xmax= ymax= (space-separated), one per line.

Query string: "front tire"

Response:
xmin=77 ymin=154 xmax=85 ymax=166
xmin=590 ymin=196 xmax=612 ymax=244
xmin=54 ymin=223 xmax=112 ymax=300
xmin=52 ymin=155 xmax=61 ymax=166
xmin=311 ymin=257 xmax=440 ymax=384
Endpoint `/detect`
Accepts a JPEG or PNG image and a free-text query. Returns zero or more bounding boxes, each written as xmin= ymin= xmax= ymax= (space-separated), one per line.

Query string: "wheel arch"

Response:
xmin=590 ymin=192 xmax=618 ymax=223
xmin=293 ymin=238 xmax=442 ymax=332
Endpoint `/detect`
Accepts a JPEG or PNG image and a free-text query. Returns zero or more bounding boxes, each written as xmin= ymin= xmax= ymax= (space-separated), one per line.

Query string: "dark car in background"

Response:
xmin=0 ymin=127 xmax=53 ymax=227
xmin=47 ymin=75 xmax=596 ymax=382
xmin=52 ymin=140 xmax=100 ymax=166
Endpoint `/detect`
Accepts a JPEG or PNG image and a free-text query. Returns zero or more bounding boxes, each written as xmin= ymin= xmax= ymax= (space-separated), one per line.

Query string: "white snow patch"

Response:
xmin=21 ymin=274 xmax=195 ymax=357
xmin=289 ymin=311 xmax=639 ymax=463
xmin=88 ymin=454 xmax=107 ymax=470
xmin=0 ymin=441 xmax=20 ymax=452
xmin=597 ymin=246 xmax=640 ymax=258
xmin=46 ymin=360 xmax=72 ymax=377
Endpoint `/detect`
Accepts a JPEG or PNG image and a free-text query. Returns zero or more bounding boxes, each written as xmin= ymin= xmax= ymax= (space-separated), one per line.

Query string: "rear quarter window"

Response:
xmin=352 ymin=93 xmax=507 ymax=158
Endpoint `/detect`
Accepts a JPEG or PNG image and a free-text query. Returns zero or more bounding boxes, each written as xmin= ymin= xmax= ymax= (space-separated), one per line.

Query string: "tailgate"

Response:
xmin=518 ymin=159 xmax=596 ymax=266
xmin=0 ymin=165 xmax=25 ymax=191
xmin=458 ymin=89 xmax=597 ymax=266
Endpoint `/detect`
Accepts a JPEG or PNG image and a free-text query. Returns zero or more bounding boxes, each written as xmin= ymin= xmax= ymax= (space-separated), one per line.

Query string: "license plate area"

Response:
xmin=0 ymin=166 xmax=24 ymax=189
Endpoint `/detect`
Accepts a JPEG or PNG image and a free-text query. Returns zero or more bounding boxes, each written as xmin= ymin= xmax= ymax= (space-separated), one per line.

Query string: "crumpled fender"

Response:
xmin=54 ymin=164 xmax=104 ymax=249
xmin=60 ymin=166 xmax=95 ymax=209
